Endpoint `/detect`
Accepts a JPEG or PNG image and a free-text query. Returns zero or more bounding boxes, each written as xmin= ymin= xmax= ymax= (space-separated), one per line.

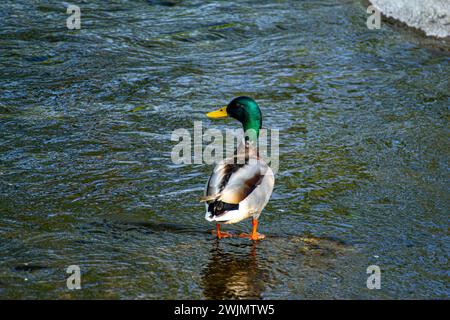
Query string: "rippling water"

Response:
xmin=0 ymin=0 xmax=449 ymax=299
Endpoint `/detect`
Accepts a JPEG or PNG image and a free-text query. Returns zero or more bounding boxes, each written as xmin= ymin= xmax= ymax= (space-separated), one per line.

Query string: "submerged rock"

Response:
xmin=369 ymin=0 xmax=450 ymax=38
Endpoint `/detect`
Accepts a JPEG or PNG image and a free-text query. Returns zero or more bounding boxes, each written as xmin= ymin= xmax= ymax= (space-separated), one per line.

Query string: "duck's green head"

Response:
xmin=207 ymin=96 xmax=262 ymax=137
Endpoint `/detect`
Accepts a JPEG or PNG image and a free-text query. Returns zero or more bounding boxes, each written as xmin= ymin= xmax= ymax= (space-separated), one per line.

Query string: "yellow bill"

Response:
xmin=206 ymin=106 xmax=228 ymax=118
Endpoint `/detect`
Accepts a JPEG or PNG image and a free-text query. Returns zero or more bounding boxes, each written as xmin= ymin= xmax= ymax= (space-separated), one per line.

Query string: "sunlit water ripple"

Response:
xmin=0 ymin=0 xmax=449 ymax=299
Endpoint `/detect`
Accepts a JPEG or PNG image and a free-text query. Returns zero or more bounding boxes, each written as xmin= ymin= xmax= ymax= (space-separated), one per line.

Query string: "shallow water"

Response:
xmin=0 ymin=0 xmax=449 ymax=299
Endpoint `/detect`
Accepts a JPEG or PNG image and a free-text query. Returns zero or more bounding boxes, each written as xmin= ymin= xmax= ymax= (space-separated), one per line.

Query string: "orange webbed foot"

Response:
xmin=239 ymin=217 xmax=265 ymax=241
xmin=211 ymin=229 xmax=233 ymax=239
xmin=212 ymin=224 xmax=233 ymax=239
xmin=239 ymin=232 xmax=265 ymax=241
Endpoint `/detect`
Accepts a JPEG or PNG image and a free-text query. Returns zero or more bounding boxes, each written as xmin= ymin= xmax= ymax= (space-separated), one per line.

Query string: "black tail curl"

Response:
xmin=208 ymin=200 xmax=239 ymax=217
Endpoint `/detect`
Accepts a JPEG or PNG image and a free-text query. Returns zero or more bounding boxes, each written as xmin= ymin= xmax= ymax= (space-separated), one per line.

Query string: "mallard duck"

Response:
xmin=202 ymin=97 xmax=274 ymax=241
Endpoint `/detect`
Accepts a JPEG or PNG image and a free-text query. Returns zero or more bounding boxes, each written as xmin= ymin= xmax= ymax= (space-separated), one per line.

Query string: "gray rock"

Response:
xmin=369 ymin=0 xmax=450 ymax=38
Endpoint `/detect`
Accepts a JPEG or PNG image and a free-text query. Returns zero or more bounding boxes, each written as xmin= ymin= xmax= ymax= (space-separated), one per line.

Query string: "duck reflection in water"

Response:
xmin=201 ymin=241 xmax=270 ymax=299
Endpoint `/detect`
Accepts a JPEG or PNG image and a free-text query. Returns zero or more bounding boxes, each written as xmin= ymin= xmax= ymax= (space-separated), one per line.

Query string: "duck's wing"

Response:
xmin=239 ymin=165 xmax=274 ymax=217
xmin=203 ymin=157 xmax=268 ymax=204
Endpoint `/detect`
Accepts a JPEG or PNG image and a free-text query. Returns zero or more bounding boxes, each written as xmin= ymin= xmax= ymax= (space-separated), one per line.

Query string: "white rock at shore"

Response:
xmin=369 ymin=0 xmax=450 ymax=38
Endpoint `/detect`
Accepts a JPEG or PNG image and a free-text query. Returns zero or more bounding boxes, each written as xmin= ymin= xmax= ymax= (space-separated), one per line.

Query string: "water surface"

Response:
xmin=0 ymin=0 xmax=449 ymax=299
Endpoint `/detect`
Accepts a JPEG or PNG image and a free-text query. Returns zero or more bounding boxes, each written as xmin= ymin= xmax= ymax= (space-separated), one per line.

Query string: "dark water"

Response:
xmin=0 ymin=0 xmax=449 ymax=299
